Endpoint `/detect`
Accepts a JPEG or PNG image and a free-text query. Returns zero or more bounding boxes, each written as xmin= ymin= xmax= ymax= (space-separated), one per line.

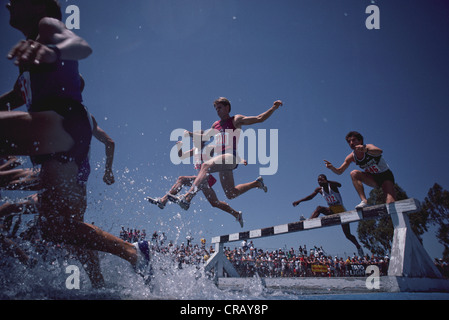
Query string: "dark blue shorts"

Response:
xmin=370 ymin=169 xmax=395 ymax=187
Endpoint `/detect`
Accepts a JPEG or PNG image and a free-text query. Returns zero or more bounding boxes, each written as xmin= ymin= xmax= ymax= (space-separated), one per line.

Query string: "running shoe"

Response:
xmin=236 ymin=211 xmax=244 ymax=228
xmin=178 ymin=198 xmax=190 ymax=210
xmin=167 ymin=194 xmax=190 ymax=211
xmin=133 ymin=240 xmax=151 ymax=278
xmin=355 ymin=200 xmax=369 ymax=209
xmin=147 ymin=196 xmax=165 ymax=209
xmin=256 ymin=176 xmax=268 ymax=193
xmin=166 ymin=193 xmax=180 ymax=203
xmin=299 ymin=215 xmax=306 ymax=221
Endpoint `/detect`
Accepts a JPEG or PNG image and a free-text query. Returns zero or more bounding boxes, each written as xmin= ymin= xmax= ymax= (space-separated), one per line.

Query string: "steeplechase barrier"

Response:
xmin=204 ymin=198 xmax=449 ymax=293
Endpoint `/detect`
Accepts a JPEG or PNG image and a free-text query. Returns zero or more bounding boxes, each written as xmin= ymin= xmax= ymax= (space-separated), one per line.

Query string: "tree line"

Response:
xmin=357 ymin=183 xmax=449 ymax=262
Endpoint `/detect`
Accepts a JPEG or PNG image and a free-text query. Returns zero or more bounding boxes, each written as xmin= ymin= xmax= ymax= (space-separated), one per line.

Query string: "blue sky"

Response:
xmin=1 ymin=0 xmax=449 ymax=258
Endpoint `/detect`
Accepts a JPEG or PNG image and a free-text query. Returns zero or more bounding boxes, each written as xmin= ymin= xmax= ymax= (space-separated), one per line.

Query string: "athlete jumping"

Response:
xmin=169 ymin=97 xmax=282 ymax=210
xmin=147 ymin=138 xmax=245 ymax=227
xmin=324 ymin=131 xmax=396 ymax=209
xmin=292 ymin=174 xmax=364 ymax=256
xmin=0 ymin=0 xmax=151 ymax=287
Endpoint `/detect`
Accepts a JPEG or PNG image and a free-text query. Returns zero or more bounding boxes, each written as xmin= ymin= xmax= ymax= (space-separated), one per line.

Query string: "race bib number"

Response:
xmin=325 ymin=194 xmax=338 ymax=205
xmin=18 ymin=72 xmax=32 ymax=109
xmin=364 ymin=165 xmax=380 ymax=174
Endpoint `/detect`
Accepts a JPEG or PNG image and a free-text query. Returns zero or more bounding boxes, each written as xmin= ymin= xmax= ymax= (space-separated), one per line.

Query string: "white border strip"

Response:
xmin=303 ymin=218 xmax=322 ymax=229
xmin=274 ymin=224 xmax=288 ymax=234
xmin=340 ymin=210 xmax=362 ymax=224
xmin=250 ymin=229 xmax=261 ymax=238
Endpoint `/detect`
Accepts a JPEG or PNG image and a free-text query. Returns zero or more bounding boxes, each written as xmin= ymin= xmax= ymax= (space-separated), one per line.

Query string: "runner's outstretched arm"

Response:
xmin=292 ymin=187 xmax=320 ymax=207
xmin=234 ymin=100 xmax=283 ymax=127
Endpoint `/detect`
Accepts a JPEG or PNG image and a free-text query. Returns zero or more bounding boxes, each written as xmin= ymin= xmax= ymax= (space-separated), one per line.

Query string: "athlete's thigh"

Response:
xmin=317 ymin=206 xmax=333 ymax=215
xmin=357 ymin=171 xmax=378 ymax=188
xmin=219 ymin=170 xmax=236 ymax=193
xmin=0 ymin=110 xmax=74 ymax=155
xmin=381 ymin=179 xmax=396 ymax=200
xmin=202 ymin=186 xmax=219 ymax=203
xmin=207 ymin=154 xmax=237 ymax=173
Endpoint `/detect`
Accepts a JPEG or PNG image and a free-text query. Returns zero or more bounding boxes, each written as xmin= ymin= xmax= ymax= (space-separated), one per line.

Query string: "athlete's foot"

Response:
xmin=256 ymin=176 xmax=267 ymax=193
xmin=167 ymin=194 xmax=190 ymax=211
xmin=178 ymin=197 xmax=190 ymax=210
xmin=147 ymin=196 xmax=165 ymax=209
xmin=166 ymin=193 xmax=180 ymax=203
xmin=236 ymin=211 xmax=244 ymax=228
xmin=355 ymin=200 xmax=368 ymax=209
xmin=133 ymin=240 xmax=151 ymax=278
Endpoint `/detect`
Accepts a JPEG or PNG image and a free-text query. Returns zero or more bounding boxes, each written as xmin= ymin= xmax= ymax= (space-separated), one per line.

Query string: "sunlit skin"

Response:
xmin=0 ymin=0 xmax=141 ymax=288
xmin=324 ymin=135 xmax=396 ymax=205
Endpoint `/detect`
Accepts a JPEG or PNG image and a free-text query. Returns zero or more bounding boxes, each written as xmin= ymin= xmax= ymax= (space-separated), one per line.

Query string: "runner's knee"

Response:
xmin=209 ymin=200 xmax=221 ymax=208
xmin=224 ymin=190 xmax=238 ymax=200
xmin=350 ymin=170 xmax=363 ymax=180
xmin=201 ymin=161 xmax=213 ymax=171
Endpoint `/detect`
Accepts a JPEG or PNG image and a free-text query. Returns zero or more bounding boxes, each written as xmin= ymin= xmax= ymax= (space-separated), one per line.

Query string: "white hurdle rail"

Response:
xmin=205 ymin=198 xmax=445 ymax=287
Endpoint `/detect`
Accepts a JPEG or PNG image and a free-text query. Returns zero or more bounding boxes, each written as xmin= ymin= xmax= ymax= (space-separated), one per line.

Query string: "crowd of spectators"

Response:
xmin=119 ymin=227 xmax=146 ymax=243
xmin=117 ymin=231 xmax=449 ymax=279
xmin=222 ymin=241 xmax=389 ymax=278
xmin=121 ymin=231 xmax=209 ymax=268
xmin=154 ymin=240 xmax=210 ymax=268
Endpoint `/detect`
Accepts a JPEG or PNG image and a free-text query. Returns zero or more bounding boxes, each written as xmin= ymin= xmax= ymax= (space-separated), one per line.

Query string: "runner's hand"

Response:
xmin=324 ymin=160 xmax=333 ymax=169
xmin=8 ymin=40 xmax=58 ymax=66
xmin=354 ymin=144 xmax=368 ymax=153
xmin=103 ymin=169 xmax=115 ymax=185
xmin=272 ymin=100 xmax=283 ymax=110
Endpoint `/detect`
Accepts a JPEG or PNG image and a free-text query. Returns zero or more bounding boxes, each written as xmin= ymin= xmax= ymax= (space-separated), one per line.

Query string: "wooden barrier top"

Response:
xmin=211 ymin=198 xmax=419 ymax=244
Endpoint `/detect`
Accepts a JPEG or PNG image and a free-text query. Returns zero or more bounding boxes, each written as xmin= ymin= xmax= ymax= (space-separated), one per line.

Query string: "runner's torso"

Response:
xmin=18 ymin=60 xmax=82 ymax=110
xmin=212 ymin=116 xmax=239 ymax=155
xmin=18 ymin=59 xmax=92 ymax=186
xmin=353 ymin=151 xmax=389 ymax=174
xmin=321 ymin=184 xmax=344 ymax=207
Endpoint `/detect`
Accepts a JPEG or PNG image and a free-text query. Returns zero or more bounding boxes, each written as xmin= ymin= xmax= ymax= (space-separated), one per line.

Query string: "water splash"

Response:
xmin=0 ymin=161 xmax=292 ymax=299
xmin=0 ymin=242 xmax=278 ymax=300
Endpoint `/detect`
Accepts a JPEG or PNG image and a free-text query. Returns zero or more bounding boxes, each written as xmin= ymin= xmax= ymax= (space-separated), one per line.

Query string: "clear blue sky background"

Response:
xmin=1 ymin=0 xmax=448 ymax=258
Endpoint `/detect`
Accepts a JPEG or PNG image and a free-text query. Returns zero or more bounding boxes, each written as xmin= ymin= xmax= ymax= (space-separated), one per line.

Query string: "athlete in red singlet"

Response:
xmin=170 ymin=97 xmax=283 ymax=214
xmin=148 ymin=139 xmax=245 ymax=227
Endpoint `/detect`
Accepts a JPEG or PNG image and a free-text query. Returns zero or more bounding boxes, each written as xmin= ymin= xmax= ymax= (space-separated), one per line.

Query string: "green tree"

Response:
xmin=420 ymin=183 xmax=449 ymax=262
xmin=357 ymin=184 xmax=427 ymax=256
